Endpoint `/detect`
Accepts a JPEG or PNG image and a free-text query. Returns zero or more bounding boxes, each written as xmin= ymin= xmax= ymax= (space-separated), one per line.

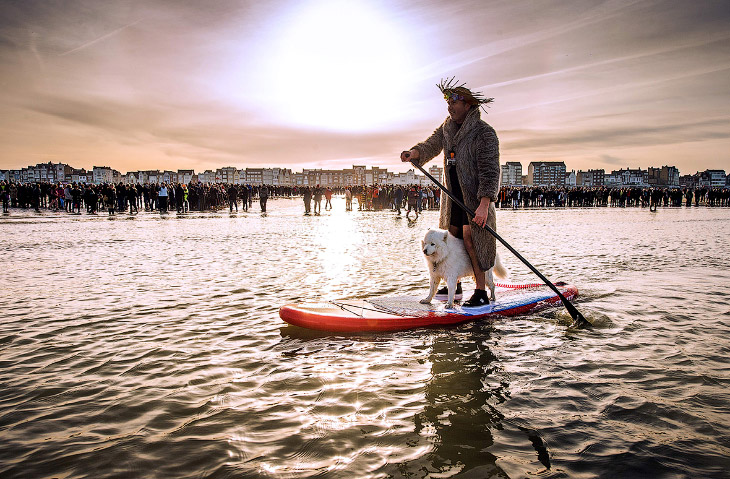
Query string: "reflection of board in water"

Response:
xmin=279 ymin=282 xmax=578 ymax=332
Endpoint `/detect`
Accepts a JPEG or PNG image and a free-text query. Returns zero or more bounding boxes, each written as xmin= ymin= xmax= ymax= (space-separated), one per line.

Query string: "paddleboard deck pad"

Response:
xmin=279 ymin=282 xmax=578 ymax=332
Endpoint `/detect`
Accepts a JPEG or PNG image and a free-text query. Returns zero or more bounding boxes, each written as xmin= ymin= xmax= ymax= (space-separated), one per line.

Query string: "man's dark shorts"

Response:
xmin=448 ymin=166 xmax=468 ymax=228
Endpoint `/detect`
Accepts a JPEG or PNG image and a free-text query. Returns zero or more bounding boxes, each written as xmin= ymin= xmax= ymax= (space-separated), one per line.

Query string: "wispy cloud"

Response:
xmin=486 ymin=33 xmax=730 ymax=92
xmin=599 ymin=154 xmax=627 ymax=166
xmin=505 ymin=117 xmax=730 ymax=152
xmin=59 ymin=19 xmax=142 ymax=56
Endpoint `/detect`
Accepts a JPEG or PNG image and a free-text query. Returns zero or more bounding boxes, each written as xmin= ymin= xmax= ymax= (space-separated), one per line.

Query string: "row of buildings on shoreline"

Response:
xmin=502 ymin=162 xmax=728 ymax=189
xmin=1 ymin=161 xmax=728 ymax=189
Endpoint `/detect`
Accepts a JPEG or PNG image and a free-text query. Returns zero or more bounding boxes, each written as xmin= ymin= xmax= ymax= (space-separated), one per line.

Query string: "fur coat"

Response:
xmin=412 ymin=107 xmax=500 ymax=271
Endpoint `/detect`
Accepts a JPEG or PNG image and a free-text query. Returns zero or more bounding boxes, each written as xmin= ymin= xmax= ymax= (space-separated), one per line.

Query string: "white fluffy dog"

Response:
xmin=420 ymin=228 xmax=507 ymax=308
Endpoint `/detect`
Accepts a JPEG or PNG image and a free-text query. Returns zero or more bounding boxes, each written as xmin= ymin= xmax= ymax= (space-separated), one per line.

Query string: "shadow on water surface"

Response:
xmin=280 ymin=323 xmax=551 ymax=478
xmin=383 ymin=324 xmax=551 ymax=478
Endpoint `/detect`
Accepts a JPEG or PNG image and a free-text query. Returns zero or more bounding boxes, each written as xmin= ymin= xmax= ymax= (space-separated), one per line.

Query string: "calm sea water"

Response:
xmin=1 ymin=199 xmax=729 ymax=479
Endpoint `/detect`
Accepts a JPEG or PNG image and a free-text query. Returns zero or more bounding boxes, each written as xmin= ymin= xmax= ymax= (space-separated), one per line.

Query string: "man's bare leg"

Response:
xmin=463 ymin=224 xmax=486 ymax=290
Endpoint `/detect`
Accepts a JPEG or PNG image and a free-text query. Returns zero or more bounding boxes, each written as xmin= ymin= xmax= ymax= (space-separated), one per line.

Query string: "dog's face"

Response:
xmin=421 ymin=229 xmax=448 ymax=259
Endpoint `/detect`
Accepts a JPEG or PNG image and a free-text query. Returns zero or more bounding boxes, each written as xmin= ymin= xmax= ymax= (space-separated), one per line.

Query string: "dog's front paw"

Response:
xmin=420 ymin=298 xmax=432 ymax=304
xmin=444 ymin=302 xmax=454 ymax=309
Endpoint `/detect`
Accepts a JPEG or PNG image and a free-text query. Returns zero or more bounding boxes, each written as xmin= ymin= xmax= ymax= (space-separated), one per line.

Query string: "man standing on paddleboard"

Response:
xmin=401 ymin=78 xmax=500 ymax=307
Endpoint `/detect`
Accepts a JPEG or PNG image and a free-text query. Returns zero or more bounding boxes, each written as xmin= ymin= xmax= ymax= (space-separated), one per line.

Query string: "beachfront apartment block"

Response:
xmin=390 ymin=169 xmax=418 ymax=186
xmin=177 ymin=170 xmax=195 ymax=185
xmin=678 ymin=169 xmax=728 ymax=188
xmin=270 ymin=168 xmax=293 ymax=186
xmin=0 ymin=170 xmax=22 ymax=182
xmin=296 ymin=167 xmax=370 ymax=187
xmin=648 ymin=166 xmax=680 ymax=187
xmin=501 ymin=162 xmax=523 ymax=186
xmin=70 ymin=169 xmax=89 ymax=184
xmin=577 ymin=169 xmax=606 ymax=187
xmin=565 ymin=170 xmax=577 ymax=187
xmin=704 ymin=169 xmax=727 ymax=187
xmin=242 ymin=168 xmax=263 ymax=185
xmin=527 ymin=161 xmax=567 ymax=186
xmin=428 ymin=165 xmax=444 ymax=185
xmin=605 ymin=168 xmax=649 ymax=187
xmin=217 ymin=167 xmax=240 ymax=184
xmin=18 ymin=162 xmax=73 ymax=184
xmin=92 ymin=166 xmax=117 ymax=185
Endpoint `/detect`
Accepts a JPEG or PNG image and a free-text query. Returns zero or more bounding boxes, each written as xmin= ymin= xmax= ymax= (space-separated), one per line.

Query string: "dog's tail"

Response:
xmin=493 ymin=252 xmax=508 ymax=279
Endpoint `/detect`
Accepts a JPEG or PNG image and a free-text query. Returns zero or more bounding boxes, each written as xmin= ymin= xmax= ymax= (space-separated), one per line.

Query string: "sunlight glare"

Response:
xmin=252 ymin=0 xmax=415 ymax=131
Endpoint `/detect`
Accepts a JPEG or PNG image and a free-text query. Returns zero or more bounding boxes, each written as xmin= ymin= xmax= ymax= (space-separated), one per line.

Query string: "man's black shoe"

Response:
xmin=463 ymin=289 xmax=490 ymax=307
xmin=434 ymin=283 xmax=462 ymax=301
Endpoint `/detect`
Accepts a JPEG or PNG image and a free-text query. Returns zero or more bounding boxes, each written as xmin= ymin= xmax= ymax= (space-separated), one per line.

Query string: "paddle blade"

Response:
xmin=566 ymin=302 xmax=592 ymax=329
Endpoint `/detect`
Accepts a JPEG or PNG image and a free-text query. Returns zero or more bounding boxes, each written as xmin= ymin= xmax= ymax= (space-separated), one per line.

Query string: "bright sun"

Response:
xmin=249 ymin=0 xmax=416 ymax=132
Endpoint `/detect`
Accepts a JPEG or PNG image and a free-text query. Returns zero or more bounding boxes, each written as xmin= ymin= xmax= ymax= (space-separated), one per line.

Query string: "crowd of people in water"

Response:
xmin=1 ymin=180 xmax=729 ymax=215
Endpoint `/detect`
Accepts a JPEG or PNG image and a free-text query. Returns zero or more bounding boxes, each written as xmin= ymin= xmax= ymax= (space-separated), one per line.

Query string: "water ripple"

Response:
xmin=1 ymin=202 xmax=729 ymax=478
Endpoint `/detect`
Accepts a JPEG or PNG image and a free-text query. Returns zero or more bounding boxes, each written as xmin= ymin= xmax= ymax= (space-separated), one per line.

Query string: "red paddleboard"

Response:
xmin=279 ymin=282 xmax=578 ymax=333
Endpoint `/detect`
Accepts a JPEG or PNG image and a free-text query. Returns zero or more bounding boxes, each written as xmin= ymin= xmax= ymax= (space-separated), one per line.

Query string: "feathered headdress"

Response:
xmin=438 ymin=77 xmax=494 ymax=112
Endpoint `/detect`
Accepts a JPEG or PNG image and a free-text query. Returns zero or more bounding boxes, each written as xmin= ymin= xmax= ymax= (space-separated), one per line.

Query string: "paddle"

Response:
xmin=405 ymin=154 xmax=592 ymax=329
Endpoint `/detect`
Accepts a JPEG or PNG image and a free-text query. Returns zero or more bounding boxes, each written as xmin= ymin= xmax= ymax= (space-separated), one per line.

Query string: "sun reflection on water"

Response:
xmin=307 ymin=208 xmax=364 ymax=301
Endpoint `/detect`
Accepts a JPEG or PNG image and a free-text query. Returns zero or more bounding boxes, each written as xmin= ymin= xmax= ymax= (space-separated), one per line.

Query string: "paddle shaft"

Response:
xmin=408 ymin=157 xmax=590 ymax=328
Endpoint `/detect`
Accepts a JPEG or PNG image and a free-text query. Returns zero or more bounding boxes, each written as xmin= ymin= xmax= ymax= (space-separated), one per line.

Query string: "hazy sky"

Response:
xmin=1 ymin=0 xmax=729 ymax=175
